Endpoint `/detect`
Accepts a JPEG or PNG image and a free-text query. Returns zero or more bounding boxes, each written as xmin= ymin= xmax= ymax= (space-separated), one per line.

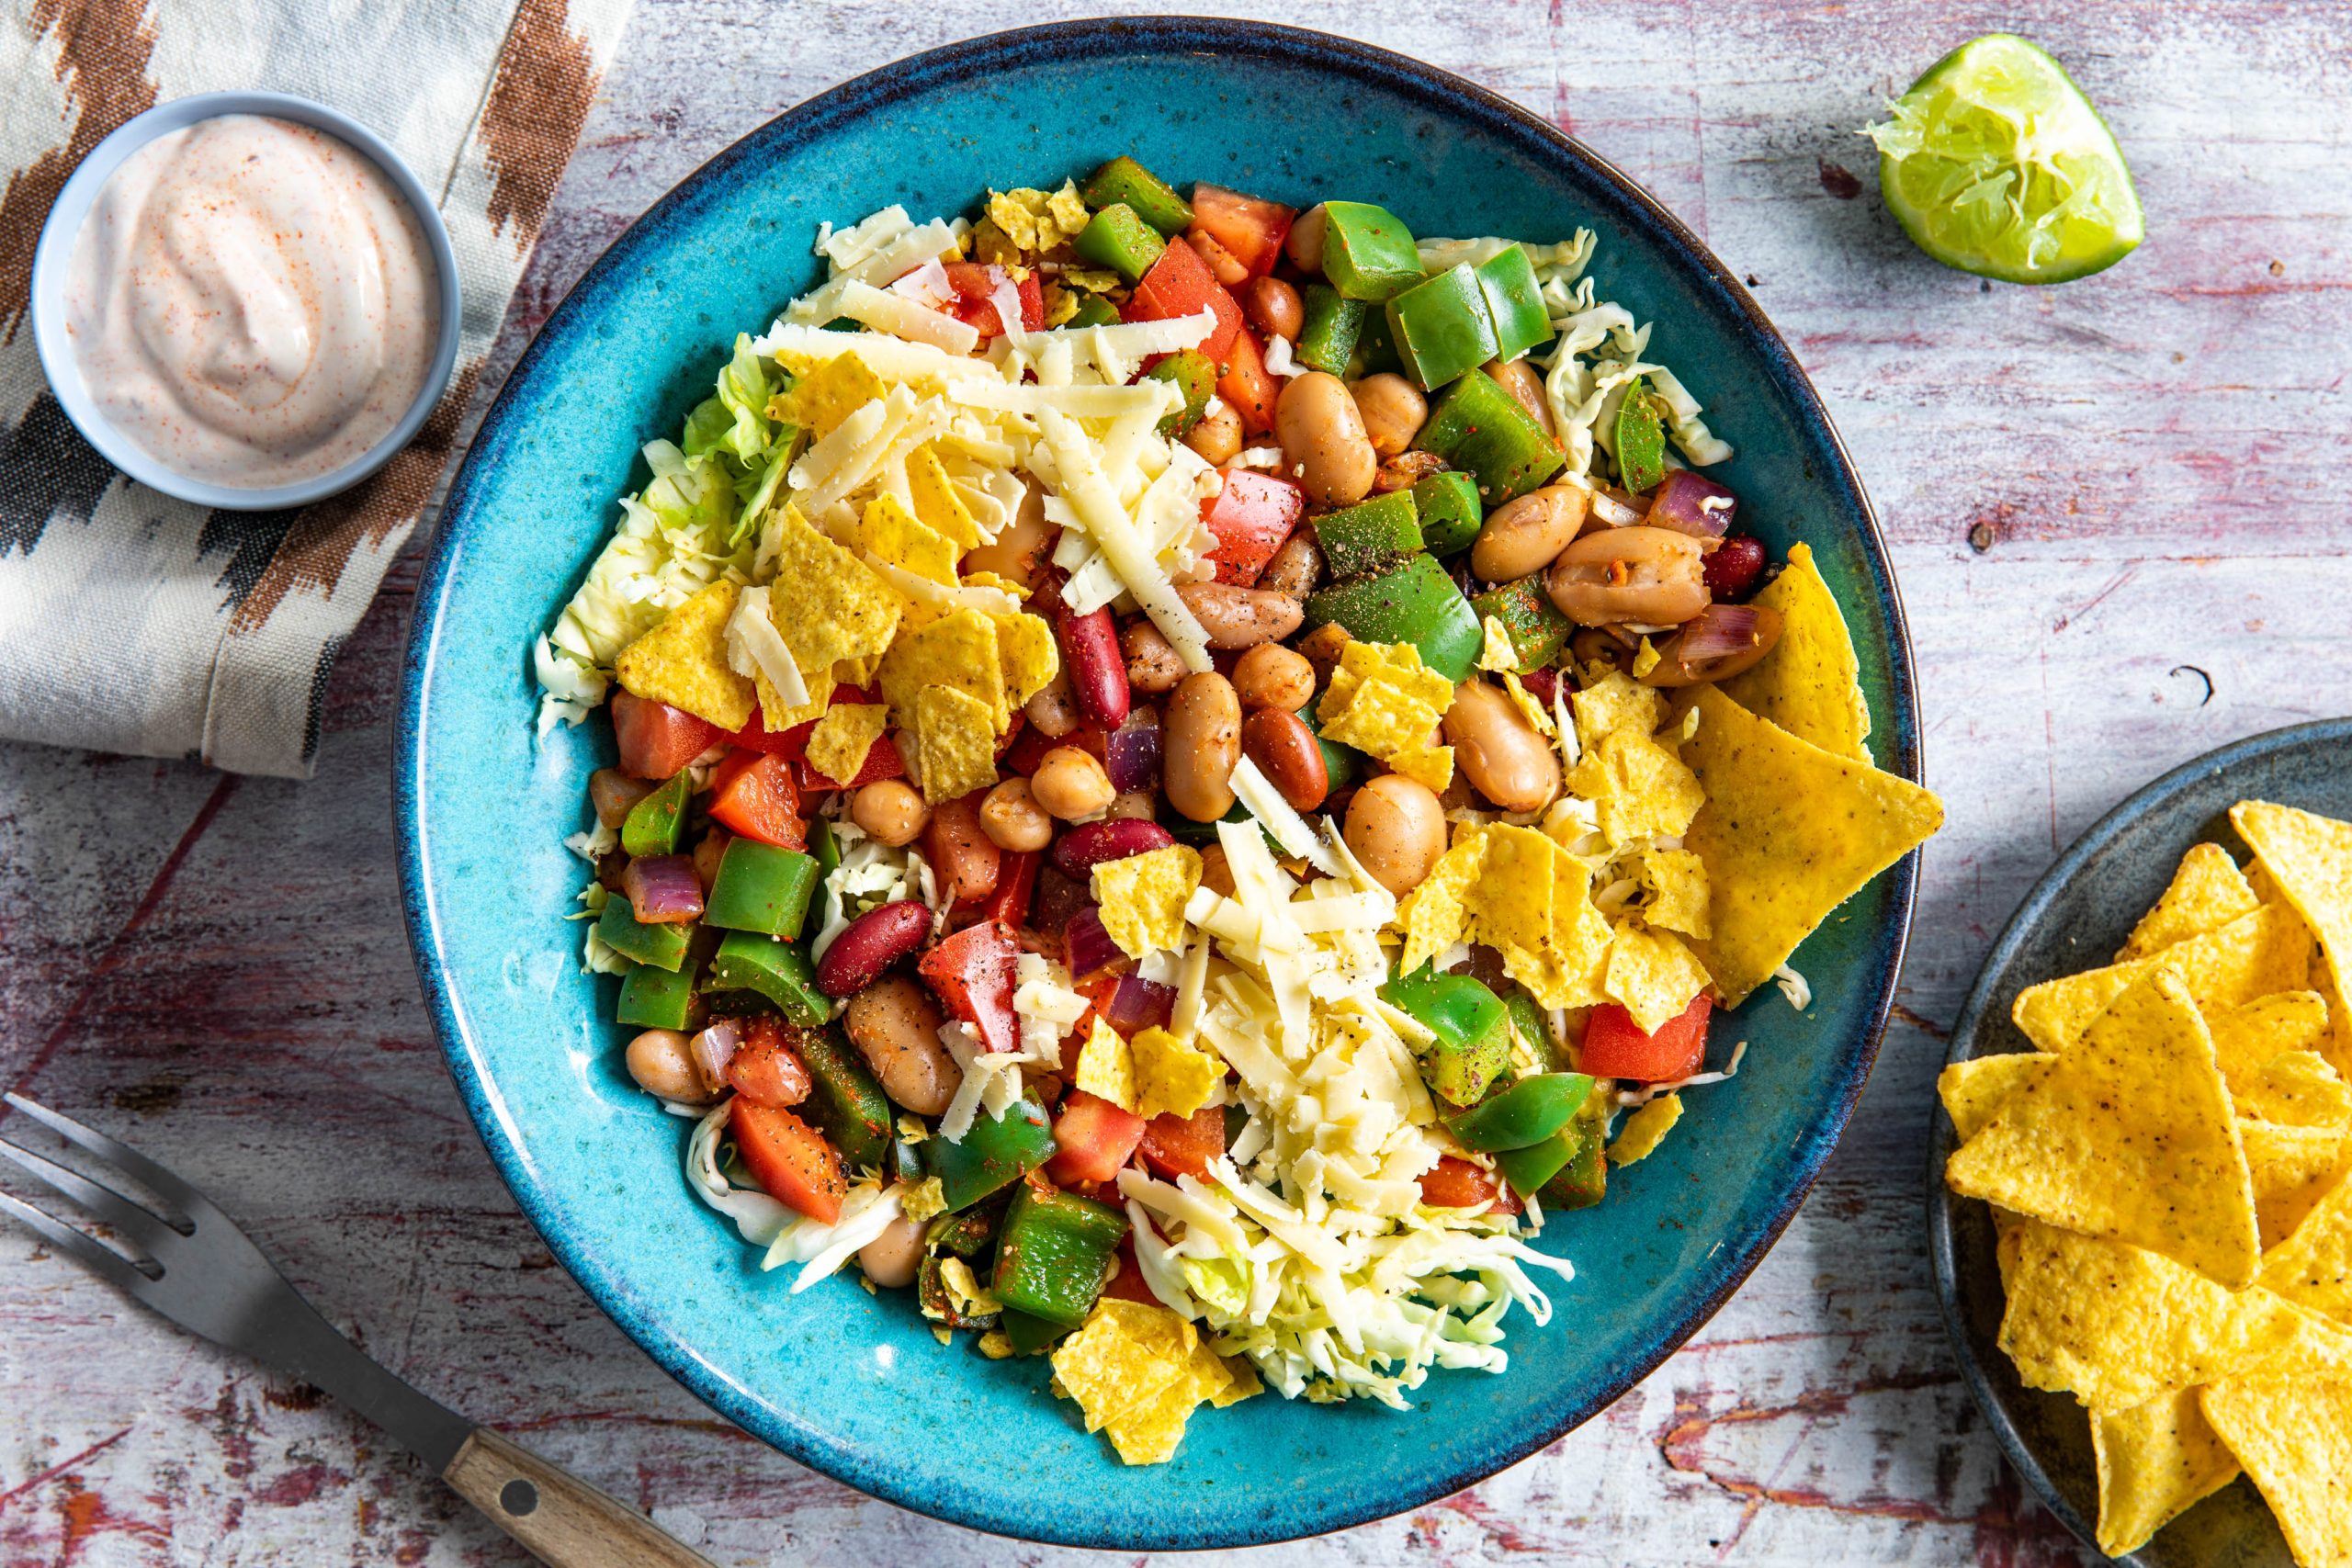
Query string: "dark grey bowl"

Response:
xmin=1928 ymin=717 xmax=2352 ymax=1565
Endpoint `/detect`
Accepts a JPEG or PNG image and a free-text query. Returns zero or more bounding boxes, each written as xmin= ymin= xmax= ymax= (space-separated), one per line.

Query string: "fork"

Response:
xmin=0 ymin=1094 xmax=716 ymax=1568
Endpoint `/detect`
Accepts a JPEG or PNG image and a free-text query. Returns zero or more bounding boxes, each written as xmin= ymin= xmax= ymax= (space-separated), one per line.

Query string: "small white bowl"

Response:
xmin=28 ymin=91 xmax=462 ymax=513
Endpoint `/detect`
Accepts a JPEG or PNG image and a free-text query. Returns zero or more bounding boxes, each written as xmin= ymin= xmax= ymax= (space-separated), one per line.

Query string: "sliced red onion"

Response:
xmin=1105 ymin=976 xmax=1176 ymax=1034
xmin=689 ymin=1020 xmax=742 ymax=1095
xmin=1589 ymin=489 xmax=1648 ymax=528
xmin=1642 ymin=604 xmax=1785 ymax=689
xmin=623 ymin=854 xmax=705 ymax=924
xmin=1105 ymin=723 xmax=1163 ymax=795
xmin=1063 ymin=905 xmax=1125 ymax=980
xmin=1644 ymin=469 xmax=1738 ymax=541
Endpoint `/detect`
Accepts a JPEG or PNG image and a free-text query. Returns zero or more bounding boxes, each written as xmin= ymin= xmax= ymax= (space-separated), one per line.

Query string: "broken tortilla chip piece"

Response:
xmin=775 ymin=352 xmax=888 ymax=439
xmin=614 ymin=580 xmax=757 ymax=729
xmin=1603 ymin=924 xmax=1713 ymax=1035
xmin=2010 ymin=902 xmax=2315 ymax=1055
xmin=990 ymin=610 xmax=1060 ymax=712
xmin=859 ymin=493 xmax=957 ymax=585
xmin=910 ymin=685 xmax=1001 ymax=804
xmin=1566 ymin=728 xmax=1705 ymax=849
xmin=805 ymin=703 xmax=890 ymax=786
xmin=2260 ymin=1173 xmax=2352 ymax=1324
xmin=1072 ymin=1017 xmax=1138 ymax=1113
xmin=1316 ymin=641 xmax=1456 ymax=787
xmin=1091 ymin=845 xmax=1203 ymax=960
xmin=2234 ymin=1051 xmax=2352 ymax=1131
xmin=1947 ymin=967 xmax=2263 ymax=1288
xmin=2233 ymin=800 xmax=2352 ymax=1079
xmin=1677 ymin=684 xmax=1944 ymax=1008
xmin=2239 ymin=1120 xmax=2352 ymax=1251
xmin=1129 ymin=1026 xmax=1221 ymax=1121
xmin=2090 ymin=1387 xmax=2241 ymax=1558
xmin=881 ymin=607 xmax=1008 ymax=732
xmin=1610 ymin=1092 xmax=1682 ymax=1166
xmin=1717 ymin=541 xmax=1871 ymax=763
xmin=907 ymin=444 xmax=980 ymax=548
xmin=2208 ymin=990 xmax=2335 ymax=1090
xmin=767 ymin=505 xmax=904 ymax=680
xmin=1937 ymin=1052 xmax=2059 ymax=1142
xmin=2199 ymin=1375 xmax=2352 ymax=1568
xmin=2119 ymin=841 xmax=2263 ymax=962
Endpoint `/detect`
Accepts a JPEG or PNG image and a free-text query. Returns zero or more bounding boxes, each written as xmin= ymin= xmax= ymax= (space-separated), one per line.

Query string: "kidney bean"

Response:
xmin=1123 ymin=619 xmax=1188 ymax=694
xmin=1546 ymin=525 xmax=1710 ymax=627
xmin=1056 ymin=603 xmax=1130 ymax=728
xmin=1175 ymin=582 xmax=1305 ymax=649
xmin=1164 ymin=671 xmax=1243 ymax=822
xmin=1704 ymin=535 xmax=1769 ymax=601
xmin=1276 ymin=372 xmax=1377 ymax=507
xmin=922 ymin=792 xmax=1001 ymax=909
xmin=842 ymin=976 xmax=960 ymax=1116
xmin=815 ymin=900 xmax=933 ymax=998
xmin=1443 ymin=680 xmax=1561 ymax=813
xmin=1242 ymin=708 xmax=1330 ymax=811
xmin=1052 ymin=818 xmax=1177 ymax=879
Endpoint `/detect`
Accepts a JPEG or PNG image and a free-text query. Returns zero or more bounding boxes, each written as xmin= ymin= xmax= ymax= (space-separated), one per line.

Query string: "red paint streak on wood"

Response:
xmin=0 ymin=1427 xmax=131 ymax=1512
xmin=252 ymin=1462 xmax=348 ymax=1507
xmin=2050 ymin=564 xmax=2140 ymax=634
xmin=1659 ymin=1374 xmax=1968 ymax=1528
xmin=47 ymin=1478 xmax=171 ymax=1565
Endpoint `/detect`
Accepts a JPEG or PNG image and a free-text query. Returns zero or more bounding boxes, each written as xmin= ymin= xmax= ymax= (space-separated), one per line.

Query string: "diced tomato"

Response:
xmin=726 ymin=1017 xmax=813 ymax=1109
xmin=917 ymin=919 xmax=1021 ymax=1054
xmin=1136 ymin=1106 xmax=1224 ymax=1181
xmin=797 ymin=732 xmax=906 ymax=793
xmin=1419 ymin=1155 xmax=1504 ymax=1212
xmin=1046 ymin=1090 xmax=1148 ymax=1185
xmin=1217 ymin=328 xmax=1278 ymax=435
xmin=1004 ymin=720 xmax=1104 ymax=779
xmin=1579 ymin=996 xmax=1713 ymax=1083
xmin=922 ymin=792 xmax=1001 ymax=910
xmin=1124 ymin=237 xmax=1242 ymax=365
xmin=943 ymin=262 xmax=1044 ymax=337
xmin=723 ymin=705 xmax=808 ymax=759
xmin=983 ymin=850 xmax=1040 ymax=930
xmin=729 ymin=1100 xmax=846 ymax=1224
xmin=1189 ymin=184 xmax=1295 ymax=279
xmin=1101 ymin=1236 xmax=1159 ymax=1305
xmin=1202 ymin=469 xmax=1304 ymax=584
xmin=707 ymin=751 xmax=806 ymax=850
xmin=1520 ymin=665 xmax=1560 ymax=705
xmin=611 ymin=692 xmax=718 ymax=781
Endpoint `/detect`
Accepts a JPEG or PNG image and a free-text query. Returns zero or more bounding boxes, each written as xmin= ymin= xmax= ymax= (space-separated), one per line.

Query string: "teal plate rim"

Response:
xmin=398 ymin=17 xmax=1924 ymax=1550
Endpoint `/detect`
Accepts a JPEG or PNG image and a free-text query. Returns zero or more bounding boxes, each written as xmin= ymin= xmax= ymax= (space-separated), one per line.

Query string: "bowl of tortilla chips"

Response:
xmin=1931 ymin=717 xmax=2352 ymax=1568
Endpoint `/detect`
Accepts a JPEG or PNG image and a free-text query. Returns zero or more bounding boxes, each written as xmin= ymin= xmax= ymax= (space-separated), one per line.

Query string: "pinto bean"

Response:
xmin=1471 ymin=484 xmax=1589 ymax=585
xmin=1259 ymin=534 xmax=1323 ymax=599
xmin=1443 ymin=680 xmax=1562 ymax=813
xmin=1123 ymin=619 xmax=1187 ymax=694
xmin=1546 ymin=525 xmax=1711 ymax=627
xmin=1276 ymin=372 xmax=1377 ymax=508
xmin=842 ymin=976 xmax=960 ymax=1116
xmin=1483 ymin=357 xmax=1554 ymax=434
xmin=1245 ymin=276 xmax=1304 ymax=341
xmin=1241 ymin=708 xmax=1330 ymax=811
xmin=1175 ymin=582 xmax=1305 ymax=649
xmin=857 ymin=1214 xmax=928 ymax=1289
xmin=1350 ymin=373 xmax=1428 ymax=458
xmin=1233 ymin=643 xmax=1315 ymax=713
xmin=816 ymin=900 xmax=933 ymax=998
xmin=1164 ymin=672 xmax=1243 ymax=822
xmin=1343 ymin=774 xmax=1447 ymax=897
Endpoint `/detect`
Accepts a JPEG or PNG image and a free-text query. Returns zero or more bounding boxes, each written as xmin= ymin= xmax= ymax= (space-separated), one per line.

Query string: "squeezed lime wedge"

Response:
xmin=1866 ymin=34 xmax=2143 ymax=284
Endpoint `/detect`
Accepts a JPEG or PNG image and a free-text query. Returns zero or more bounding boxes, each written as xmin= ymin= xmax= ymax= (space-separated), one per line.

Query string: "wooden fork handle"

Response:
xmin=442 ymin=1427 xmax=718 ymax=1568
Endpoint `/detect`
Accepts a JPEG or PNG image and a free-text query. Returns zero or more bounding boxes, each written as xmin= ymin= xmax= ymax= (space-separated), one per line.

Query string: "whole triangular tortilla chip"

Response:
xmin=1951 ymin=968 xmax=2262 ymax=1287
xmin=2199 ymin=1376 xmax=2352 ymax=1568
xmin=1717 ymin=541 xmax=1871 ymax=762
xmin=1936 ymin=1052 xmax=2057 ymax=1142
xmin=2011 ymin=902 xmax=2314 ymax=1055
xmin=2117 ymin=840 xmax=2261 ymax=962
xmin=2091 ymin=1387 xmax=2240 ymax=1558
xmin=1678 ymin=685 xmax=1942 ymax=1007
xmin=2233 ymin=800 xmax=2352 ymax=1079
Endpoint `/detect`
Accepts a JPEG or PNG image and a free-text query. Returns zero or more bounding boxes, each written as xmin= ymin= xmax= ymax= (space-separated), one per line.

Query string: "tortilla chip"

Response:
xmin=613 ymin=580 xmax=757 ymax=729
xmin=1937 ymin=1052 xmax=2059 ymax=1142
xmin=881 ymin=608 xmax=1007 ymax=732
xmin=1570 ymin=671 xmax=1667 ymax=753
xmin=1717 ymin=541 xmax=1871 ymax=762
xmin=2259 ymin=1172 xmax=2352 ymax=1322
xmin=2209 ymin=990 xmax=2335 ymax=1089
xmin=1632 ymin=846 xmax=1711 ymax=940
xmin=907 ymin=444 xmax=980 ymax=548
xmin=768 ymin=504 xmax=904 ymax=678
xmin=2199 ymin=1375 xmax=2352 ymax=1568
xmin=2233 ymin=800 xmax=2352 ymax=1078
xmin=1129 ymin=1026 xmax=1221 ymax=1121
xmin=1091 ymin=845 xmax=1203 ymax=960
xmin=1603 ymin=924 xmax=1713 ymax=1034
xmin=1565 ymin=728 xmax=1705 ymax=849
xmin=1049 ymin=1297 xmax=1193 ymax=1435
xmin=1316 ymin=641 xmax=1455 ymax=784
xmin=775 ymin=352 xmax=887 ymax=438
xmin=2011 ymin=903 xmax=2315 ymax=1055
xmin=804 ymin=702 xmax=889 ymax=786
xmin=2119 ymin=841 xmax=2262 ymax=962
xmin=2241 ymin=1120 xmax=2352 ymax=1250
xmin=1610 ymin=1093 xmax=1682 ymax=1165
xmin=1947 ymin=967 xmax=2262 ymax=1287
xmin=2235 ymin=1051 xmax=2352 ymax=1131
xmin=1073 ymin=1017 xmax=1138 ymax=1112
xmin=991 ymin=610 xmax=1058 ymax=711
xmin=1397 ymin=831 xmax=1485 ymax=976
xmin=1996 ymin=1220 xmax=2352 ymax=1410
xmin=1386 ymin=743 xmax=1455 ymax=794
xmin=910 ymin=685 xmax=1001 ymax=804
xmin=1678 ymin=685 xmax=1944 ymax=1007
xmin=2090 ymin=1387 xmax=2240 ymax=1557
xmin=859 ymin=493 xmax=957 ymax=585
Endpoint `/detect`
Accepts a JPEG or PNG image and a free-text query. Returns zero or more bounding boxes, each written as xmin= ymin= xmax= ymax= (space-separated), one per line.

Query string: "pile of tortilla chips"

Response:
xmin=1047 ymin=1297 xmax=1261 ymax=1464
xmin=1940 ymin=800 xmax=2352 ymax=1562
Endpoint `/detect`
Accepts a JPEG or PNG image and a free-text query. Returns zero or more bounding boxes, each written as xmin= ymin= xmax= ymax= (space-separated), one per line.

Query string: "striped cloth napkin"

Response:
xmin=0 ymin=0 xmax=633 ymax=776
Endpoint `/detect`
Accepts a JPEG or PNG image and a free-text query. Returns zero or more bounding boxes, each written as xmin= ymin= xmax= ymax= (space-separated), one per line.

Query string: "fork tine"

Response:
xmin=3 ymin=1094 xmax=201 ymax=1221
xmin=0 ymin=1190 xmax=154 ymax=1293
xmin=0 ymin=1136 xmax=187 ymax=1254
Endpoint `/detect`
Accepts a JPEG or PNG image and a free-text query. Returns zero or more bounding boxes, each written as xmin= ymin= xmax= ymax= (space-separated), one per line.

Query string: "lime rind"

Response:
xmin=1866 ymin=33 xmax=2143 ymax=285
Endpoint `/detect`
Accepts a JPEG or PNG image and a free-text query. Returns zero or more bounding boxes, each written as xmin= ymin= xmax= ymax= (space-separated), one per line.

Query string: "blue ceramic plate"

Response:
xmin=399 ymin=19 xmax=1922 ymax=1549
xmin=1928 ymin=719 xmax=2352 ymax=1567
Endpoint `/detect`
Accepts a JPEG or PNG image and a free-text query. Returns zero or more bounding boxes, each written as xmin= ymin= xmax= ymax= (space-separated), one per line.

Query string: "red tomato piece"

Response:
xmin=917 ymin=919 xmax=1021 ymax=1055
xmin=1136 ymin=1106 xmax=1224 ymax=1181
xmin=1419 ymin=1155 xmax=1503 ymax=1211
xmin=729 ymin=1100 xmax=846 ymax=1224
xmin=943 ymin=262 xmax=1044 ymax=337
xmin=983 ymin=850 xmax=1040 ymax=930
xmin=722 ymin=705 xmax=808 ymax=759
xmin=1123 ymin=237 xmax=1242 ymax=365
xmin=611 ymin=691 xmax=719 ymax=781
xmin=725 ymin=1017 xmax=813 ymax=1109
xmin=1189 ymin=184 xmax=1295 ymax=278
xmin=1217 ymin=328 xmax=1278 ymax=435
xmin=922 ymin=792 xmax=1002 ymax=910
xmin=1101 ymin=1236 xmax=1159 ymax=1305
xmin=1202 ymin=469 xmax=1304 ymax=585
xmin=707 ymin=751 xmax=806 ymax=850
xmin=1046 ymin=1089 xmax=1148 ymax=1185
xmin=1579 ymin=996 xmax=1713 ymax=1083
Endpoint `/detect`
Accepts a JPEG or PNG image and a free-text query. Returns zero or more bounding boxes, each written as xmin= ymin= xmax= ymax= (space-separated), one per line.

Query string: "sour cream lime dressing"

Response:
xmin=62 ymin=114 xmax=440 ymax=491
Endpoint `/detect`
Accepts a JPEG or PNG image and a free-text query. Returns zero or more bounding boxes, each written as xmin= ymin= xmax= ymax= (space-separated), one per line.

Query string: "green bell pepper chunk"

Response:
xmin=705 ymin=931 xmax=828 ymax=1025
xmin=615 ymin=958 xmax=697 ymax=1030
xmin=1353 ymin=306 xmax=1403 ymax=376
xmin=1411 ymin=471 xmax=1483 ymax=556
xmin=1415 ymin=368 xmax=1566 ymax=505
xmin=1468 ymin=574 xmax=1573 ymax=670
xmin=620 ymin=773 xmax=690 ymax=858
xmin=1065 ymin=294 xmax=1123 ymax=329
xmin=1503 ymin=987 xmax=1561 ymax=1072
xmin=796 ymin=1021 xmax=892 ymax=1168
xmin=1475 ymin=245 xmax=1555 ymax=362
xmin=1143 ymin=350 xmax=1216 ymax=436
xmin=887 ymin=1135 xmax=925 ymax=1187
xmin=1312 ymin=491 xmax=1422 ymax=579
xmin=1072 ymin=202 xmax=1166 ymax=285
xmin=1001 ymin=1307 xmax=1072 ymax=1355
xmin=1494 ymin=1125 xmax=1579 ymax=1197
xmin=917 ymin=1255 xmax=999 ymax=1329
xmin=1379 ymin=969 xmax=1510 ymax=1108
xmin=1319 ymin=200 xmax=1423 ymax=301
xmin=929 ymin=1092 xmax=1057 ymax=1212
xmin=991 ymin=1182 xmax=1130 ymax=1328
xmin=1295 ymin=284 xmax=1366 ymax=376
xmin=705 ymin=840 xmax=818 ymax=938
xmin=1159 ymin=797 xmax=1252 ymax=846
xmin=1613 ymin=376 xmax=1669 ymax=493
xmin=1445 ymin=1072 xmax=1595 ymax=1153
xmin=926 ymin=1190 xmax=1005 ymax=1258
xmin=595 ymin=898 xmax=691 ymax=972
xmin=1540 ymin=1095 xmax=1610 ymax=1210
xmin=1302 ymin=553 xmax=1483 ymax=682
xmin=1385 ymin=264 xmax=1501 ymax=391
xmin=809 ymin=815 xmax=841 ymax=886
xmin=1300 ymin=704 xmax=1364 ymax=792
xmin=1080 ymin=155 xmax=1192 ymax=237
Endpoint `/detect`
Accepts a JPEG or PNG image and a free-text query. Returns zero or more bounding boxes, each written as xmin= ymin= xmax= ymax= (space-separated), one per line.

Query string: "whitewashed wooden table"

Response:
xmin=5 ymin=2 xmax=2347 ymax=1562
